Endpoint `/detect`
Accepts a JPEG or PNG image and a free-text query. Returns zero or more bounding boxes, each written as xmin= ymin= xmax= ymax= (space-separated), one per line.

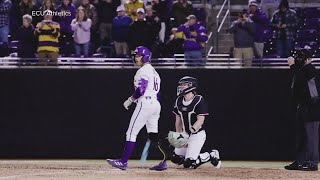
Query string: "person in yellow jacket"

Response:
xmin=124 ymin=0 xmax=144 ymax=21
xmin=34 ymin=10 xmax=61 ymax=66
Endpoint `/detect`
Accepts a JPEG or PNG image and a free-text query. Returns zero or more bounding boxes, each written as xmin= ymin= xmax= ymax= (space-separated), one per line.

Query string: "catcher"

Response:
xmin=168 ymin=76 xmax=221 ymax=169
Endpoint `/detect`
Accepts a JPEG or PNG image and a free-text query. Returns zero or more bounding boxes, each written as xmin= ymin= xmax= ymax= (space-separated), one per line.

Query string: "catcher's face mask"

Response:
xmin=177 ymin=82 xmax=194 ymax=96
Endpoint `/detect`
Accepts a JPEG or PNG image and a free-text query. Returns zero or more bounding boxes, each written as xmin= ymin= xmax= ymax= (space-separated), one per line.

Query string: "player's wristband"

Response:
xmin=191 ymin=127 xmax=196 ymax=133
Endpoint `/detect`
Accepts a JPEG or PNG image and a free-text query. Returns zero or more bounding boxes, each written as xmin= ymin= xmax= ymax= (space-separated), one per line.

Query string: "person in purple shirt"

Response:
xmin=112 ymin=5 xmax=132 ymax=57
xmin=248 ymin=0 xmax=269 ymax=58
xmin=175 ymin=14 xmax=208 ymax=66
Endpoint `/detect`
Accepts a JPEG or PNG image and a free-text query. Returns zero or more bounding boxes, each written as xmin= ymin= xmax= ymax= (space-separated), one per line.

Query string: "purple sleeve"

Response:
xmin=132 ymin=78 xmax=148 ymax=99
xmin=252 ymin=11 xmax=269 ymax=24
xmin=195 ymin=25 xmax=208 ymax=42
xmin=176 ymin=24 xmax=186 ymax=32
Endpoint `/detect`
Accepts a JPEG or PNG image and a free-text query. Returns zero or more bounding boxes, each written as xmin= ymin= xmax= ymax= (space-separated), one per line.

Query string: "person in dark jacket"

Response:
xmin=56 ymin=0 xmax=76 ymax=56
xmin=248 ymin=0 xmax=269 ymax=58
xmin=112 ymin=5 xmax=132 ymax=57
xmin=145 ymin=5 xmax=160 ymax=39
xmin=229 ymin=9 xmax=255 ymax=67
xmin=97 ymin=0 xmax=118 ymax=43
xmin=285 ymin=48 xmax=320 ymax=171
xmin=270 ymin=0 xmax=298 ymax=58
xmin=170 ymin=0 xmax=193 ymax=28
xmin=15 ymin=0 xmax=38 ymax=29
xmin=128 ymin=8 xmax=155 ymax=52
xmin=16 ymin=14 xmax=36 ymax=59
xmin=148 ymin=0 xmax=167 ymax=43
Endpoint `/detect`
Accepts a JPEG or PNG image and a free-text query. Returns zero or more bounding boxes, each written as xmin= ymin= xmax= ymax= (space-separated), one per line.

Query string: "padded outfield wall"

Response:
xmin=0 ymin=69 xmax=307 ymax=160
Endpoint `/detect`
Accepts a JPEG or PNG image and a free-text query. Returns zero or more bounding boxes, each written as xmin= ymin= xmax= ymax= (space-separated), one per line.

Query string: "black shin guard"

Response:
xmin=171 ymin=153 xmax=184 ymax=165
xmin=148 ymin=133 xmax=168 ymax=162
xmin=194 ymin=152 xmax=211 ymax=168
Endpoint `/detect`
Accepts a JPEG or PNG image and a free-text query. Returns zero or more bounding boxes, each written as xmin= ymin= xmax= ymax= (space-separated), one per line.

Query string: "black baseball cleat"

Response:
xmin=302 ymin=163 xmax=318 ymax=171
xmin=284 ymin=161 xmax=303 ymax=170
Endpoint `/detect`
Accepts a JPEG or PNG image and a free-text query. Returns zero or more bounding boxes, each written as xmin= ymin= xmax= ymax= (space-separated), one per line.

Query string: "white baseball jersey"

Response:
xmin=133 ymin=64 xmax=161 ymax=100
xmin=126 ymin=64 xmax=161 ymax=142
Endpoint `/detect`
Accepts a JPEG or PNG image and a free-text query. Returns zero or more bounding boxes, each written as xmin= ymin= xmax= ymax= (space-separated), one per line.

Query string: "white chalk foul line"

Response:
xmin=0 ymin=160 xmax=87 ymax=164
xmin=0 ymin=172 xmax=71 ymax=179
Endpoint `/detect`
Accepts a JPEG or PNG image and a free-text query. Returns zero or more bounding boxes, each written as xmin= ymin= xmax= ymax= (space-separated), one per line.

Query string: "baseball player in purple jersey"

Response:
xmin=107 ymin=46 xmax=167 ymax=171
xmin=171 ymin=76 xmax=222 ymax=169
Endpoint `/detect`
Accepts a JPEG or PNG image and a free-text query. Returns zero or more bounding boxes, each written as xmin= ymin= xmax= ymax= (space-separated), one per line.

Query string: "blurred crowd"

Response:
xmin=0 ymin=0 xmax=319 ymax=66
xmin=0 ymin=0 xmax=210 ymax=64
xmin=229 ymin=0 xmax=320 ymax=67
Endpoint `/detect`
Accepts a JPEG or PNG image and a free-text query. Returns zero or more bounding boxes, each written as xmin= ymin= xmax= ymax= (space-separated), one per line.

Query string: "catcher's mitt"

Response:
xmin=167 ymin=131 xmax=189 ymax=148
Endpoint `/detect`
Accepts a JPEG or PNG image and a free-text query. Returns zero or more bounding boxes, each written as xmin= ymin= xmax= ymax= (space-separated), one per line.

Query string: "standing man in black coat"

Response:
xmin=285 ymin=47 xmax=320 ymax=171
xmin=128 ymin=8 xmax=155 ymax=52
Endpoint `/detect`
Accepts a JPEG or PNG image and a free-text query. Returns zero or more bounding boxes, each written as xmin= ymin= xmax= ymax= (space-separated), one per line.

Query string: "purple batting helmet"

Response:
xmin=133 ymin=46 xmax=152 ymax=63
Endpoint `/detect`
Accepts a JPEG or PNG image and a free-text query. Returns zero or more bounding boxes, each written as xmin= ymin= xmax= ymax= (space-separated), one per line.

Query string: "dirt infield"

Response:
xmin=0 ymin=160 xmax=319 ymax=180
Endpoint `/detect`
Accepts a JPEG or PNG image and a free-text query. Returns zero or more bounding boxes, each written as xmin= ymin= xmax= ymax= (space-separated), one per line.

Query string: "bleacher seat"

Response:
xmin=295 ymin=29 xmax=318 ymax=42
xmin=303 ymin=18 xmax=320 ymax=30
xmin=303 ymin=7 xmax=320 ymax=18
xmin=295 ymin=41 xmax=318 ymax=49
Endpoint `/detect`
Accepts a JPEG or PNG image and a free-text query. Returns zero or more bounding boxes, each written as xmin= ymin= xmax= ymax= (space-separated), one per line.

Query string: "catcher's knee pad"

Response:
xmin=183 ymin=158 xmax=196 ymax=168
xmin=148 ymin=133 xmax=159 ymax=142
xmin=171 ymin=153 xmax=184 ymax=165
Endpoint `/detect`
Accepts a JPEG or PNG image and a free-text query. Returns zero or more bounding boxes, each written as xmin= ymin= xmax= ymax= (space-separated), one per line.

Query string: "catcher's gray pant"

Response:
xmin=174 ymin=130 xmax=206 ymax=160
xmin=126 ymin=97 xmax=161 ymax=142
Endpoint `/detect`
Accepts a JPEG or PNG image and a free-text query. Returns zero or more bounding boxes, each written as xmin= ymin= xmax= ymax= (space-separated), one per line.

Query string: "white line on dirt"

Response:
xmin=0 ymin=172 xmax=71 ymax=179
xmin=0 ymin=160 xmax=87 ymax=163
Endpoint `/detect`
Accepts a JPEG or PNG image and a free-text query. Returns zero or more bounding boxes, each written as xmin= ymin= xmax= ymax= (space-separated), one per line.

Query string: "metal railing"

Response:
xmin=205 ymin=32 xmax=213 ymax=55
xmin=216 ymin=0 xmax=230 ymax=53
xmin=1 ymin=57 xmax=320 ymax=69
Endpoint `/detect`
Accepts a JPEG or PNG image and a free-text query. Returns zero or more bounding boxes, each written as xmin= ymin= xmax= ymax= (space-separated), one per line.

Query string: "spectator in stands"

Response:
xmin=229 ymin=9 xmax=255 ymax=67
xmin=0 ymin=0 xmax=12 ymax=56
xmin=112 ymin=5 xmax=132 ymax=57
xmin=79 ymin=0 xmax=98 ymax=53
xmin=16 ymin=14 xmax=36 ymax=59
xmin=170 ymin=0 xmax=193 ymax=28
xmin=71 ymin=7 xmax=91 ymax=57
xmin=145 ymin=4 xmax=161 ymax=57
xmin=124 ymin=0 xmax=144 ymax=21
xmin=40 ymin=0 xmax=55 ymax=11
xmin=97 ymin=0 xmax=118 ymax=43
xmin=163 ymin=27 xmax=184 ymax=57
xmin=79 ymin=0 xmax=97 ymax=28
xmin=34 ymin=10 xmax=60 ymax=65
xmin=248 ymin=0 xmax=269 ymax=59
xmin=174 ymin=14 xmax=208 ymax=66
xmin=270 ymin=0 xmax=298 ymax=58
xmin=56 ymin=0 xmax=76 ymax=56
xmin=260 ymin=0 xmax=280 ymax=19
xmin=145 ymin=5 xmax=160 ymax=38
xmin=16 ymin=0 xmax=38 ymax=28
xmin=39 ymin=0 xmax=56 ymax=22
xmin=128 ymin=8 xmax=155 ymax=52
xmin=162 ymin=28 xmax=184 ymax=57
xmin=149 ymin=0 xmax=167 ymax=43
xmin=8 ymin=0 xmax=18 ymax=38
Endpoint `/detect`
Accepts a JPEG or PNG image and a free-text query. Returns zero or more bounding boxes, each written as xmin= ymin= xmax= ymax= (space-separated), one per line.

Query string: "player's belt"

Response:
xmin=191 ymin=128 xmax=204 ymax=135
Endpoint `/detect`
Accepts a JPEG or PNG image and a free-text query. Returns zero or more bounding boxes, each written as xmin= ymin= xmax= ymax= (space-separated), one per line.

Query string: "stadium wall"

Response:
xmin=0 ymin=69 xmax=305 ymax=160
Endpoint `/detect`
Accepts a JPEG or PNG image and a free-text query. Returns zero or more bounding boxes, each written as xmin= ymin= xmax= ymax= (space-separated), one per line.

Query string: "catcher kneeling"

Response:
xmin=168 ymin=76 xmax=221 ymax=169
